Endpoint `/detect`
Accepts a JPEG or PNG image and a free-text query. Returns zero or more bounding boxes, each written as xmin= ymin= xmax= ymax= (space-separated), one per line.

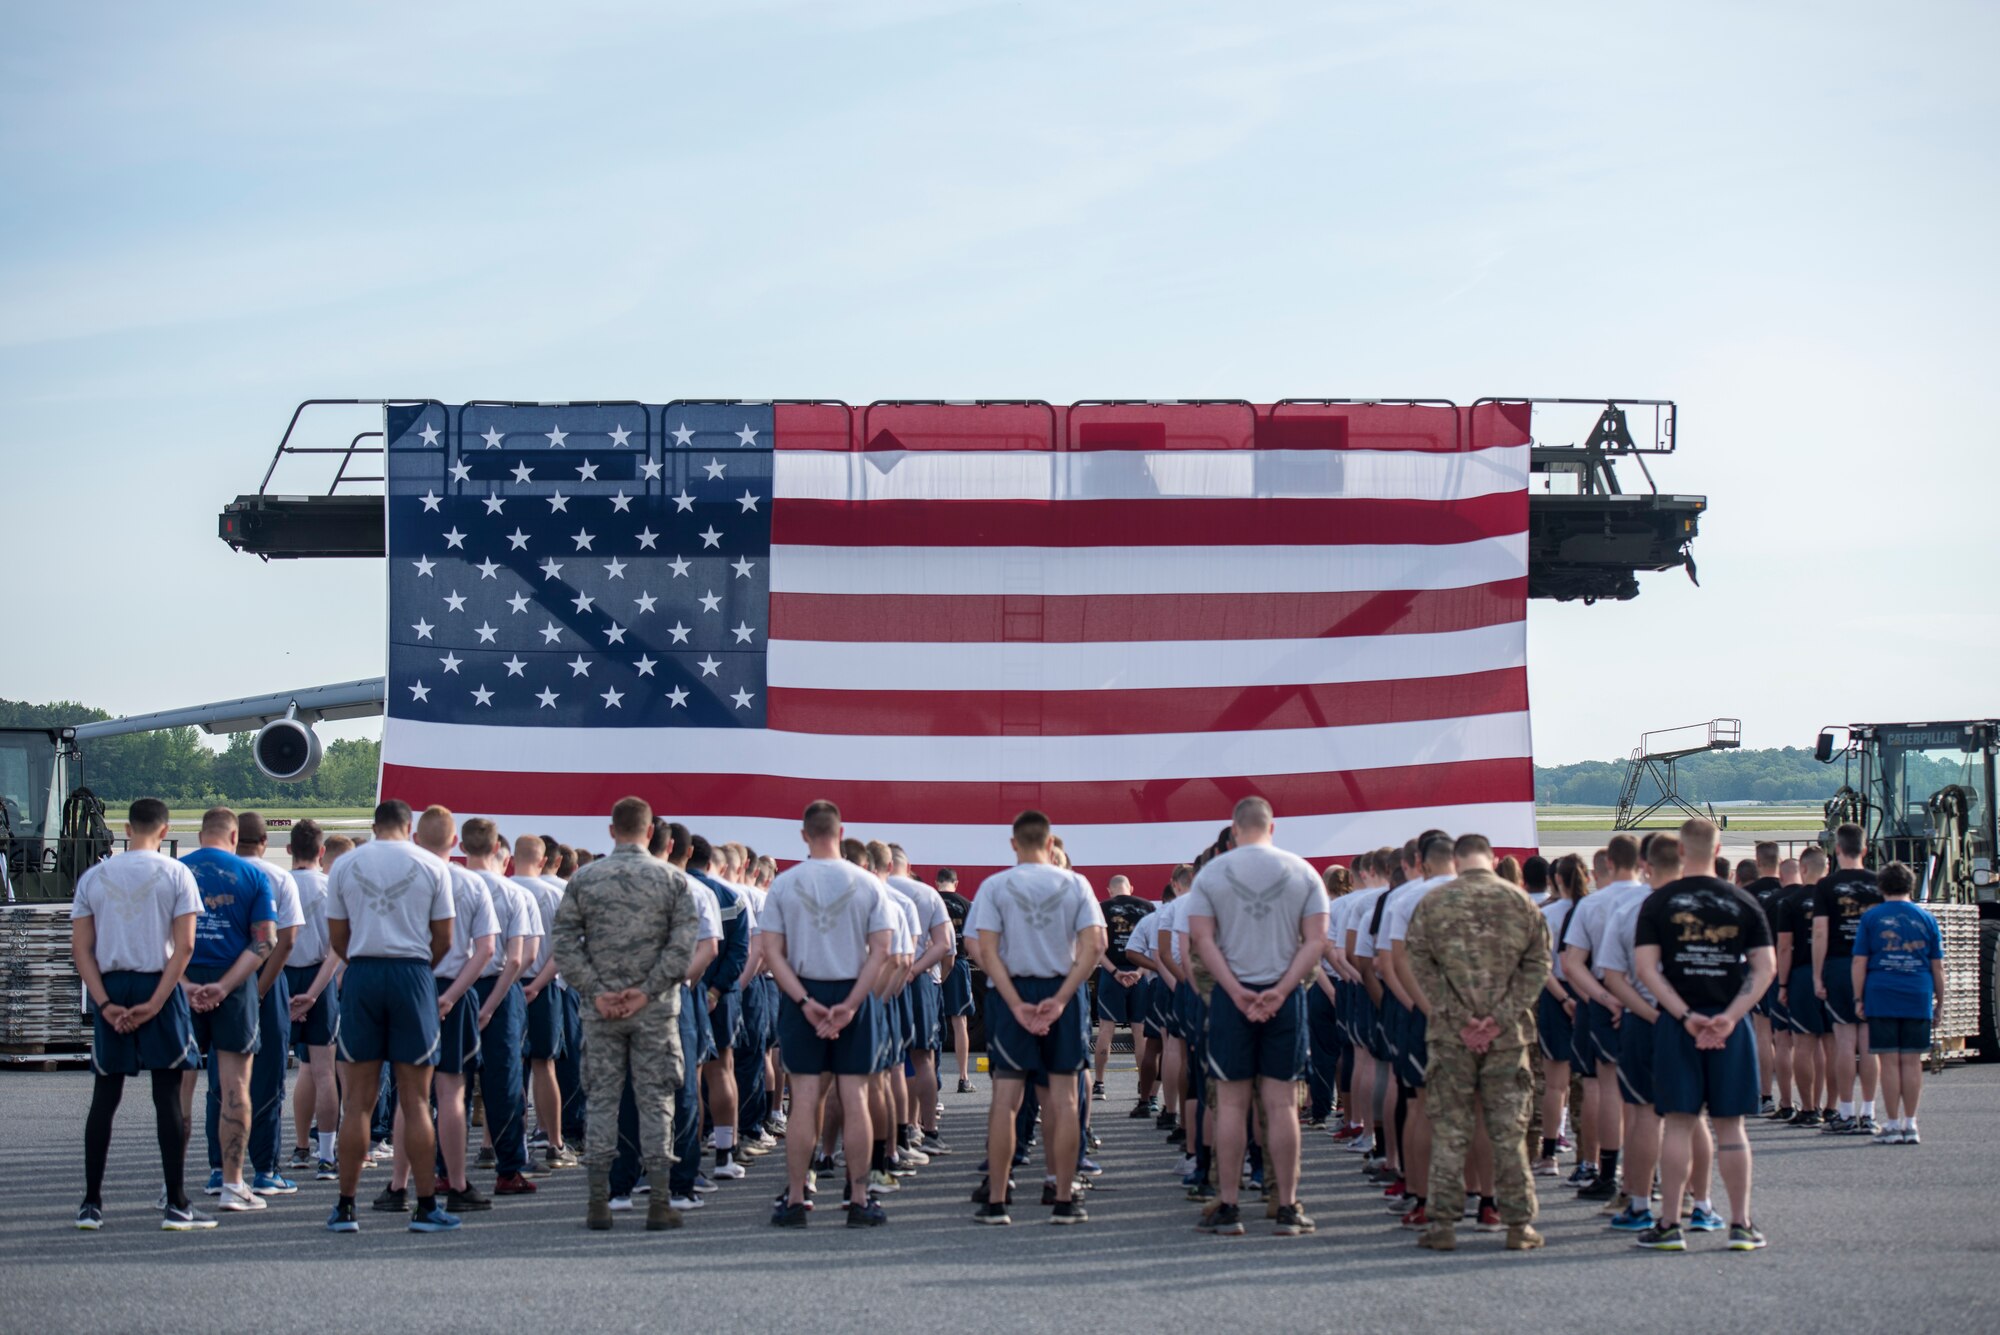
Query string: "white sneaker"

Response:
xmin=712 ymin=1159 xmax=748 ymax=1180
xmin=900 ymin=1146 xmax=930 ymax=1166
xmin=632 ymin=1181 xmax=651 ymax=1195
xmin=1902 ymin=1125 xmax=1921 ymax=1145
xmin=217 ymin=1182 xmax=267 ymax=1212
xmin=669 ymin=1194 xmax=706 ymax=1210
xmin=607 ymin=1196 xmax=634 ymax=1212
xmin=1175 ymin=1155 xmax=1198 ymax=1177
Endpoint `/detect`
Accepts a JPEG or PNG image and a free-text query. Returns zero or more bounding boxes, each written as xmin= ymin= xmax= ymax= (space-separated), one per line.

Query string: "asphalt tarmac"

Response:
xmin=3 ymin=1060 xmax=1995 ymax=1334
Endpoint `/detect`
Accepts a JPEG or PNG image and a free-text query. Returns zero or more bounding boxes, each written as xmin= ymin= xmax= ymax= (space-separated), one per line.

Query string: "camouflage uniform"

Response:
xmin=550 ymin=844 xmax=699 ymax=1174
xmin=1404 ymin=868 xmax=1551 ymax=1230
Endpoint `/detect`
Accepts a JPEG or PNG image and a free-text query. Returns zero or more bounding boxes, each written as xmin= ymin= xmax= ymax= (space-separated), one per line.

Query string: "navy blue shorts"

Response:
xmin=337 ymin=957 xmax=441 ymax=1067
xmin=708 ymin=987 xmax=743 ymax=1054
xmin=524 ymin=985 xmax=563 ymax=1060
xmin=1785 ymin=967 xmax=1827 ymax=1035
xmin=1536 ymin=990 xmax=1573 ymax=1064
xmin=1869 ymin=1014 xmax=1931 ymax=1053
xmin=434 ymin=978 xmax=482 ymax=1076
xmin=1820 ymin=962 xmax=1861 ymax=1027
xmin=1361 ymin=990 xmax=1393 ymax=1063
xmin=1173 ymin=980 xmax=1206 ymax=1053
xmin=284 ymin=963 xmax=338 ymax=1048
xmin=1587 ymin=997 xmax=1621 ymax=1068
xmin=941 ymin=958 xmax=975 ymax=1018
xmin=738 ymin=976 xmax=772 ymax=1054
xmin=1766 ymin=986 xmax=1792 ymax=1034
xmin=90 ymin=971 xmax=200 ymax=1075
xmin=1094 ymin=968 xmax=1136 ymax=1024
xmin=1203 ymin=985 xmax=1307 ymax=1083
xmin=987 ymin=976 xmax=1089 ymax=1077
xmin=909 ymin=974 xmax=942 ymax=1051
xmin=1652 ymin=1012 xmax=1759 ymax=1118
xmin=776 ymin=978 xmax=888 ymax=1077
xmin=1568 ymin=996 xmax=1599 ymax=1076
xmin=1393 ymin=1003 xmax=1429 ymax=1089
xmin=1616 ymin=1014 xmax=1656 ymax=1107
xmin=1758 ymin=975 xmax=1781 ymax=1018
xmin=183 ymin=964 xmax=260 ymax=1056
xmin=693 ymin=986 xmax=719 ymax=1064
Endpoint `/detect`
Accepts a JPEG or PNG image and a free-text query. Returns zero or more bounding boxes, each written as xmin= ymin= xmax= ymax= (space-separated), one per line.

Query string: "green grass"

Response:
xmin=1537 ymin=818 xmax=1819 ymax=832
xmin=165 ymin=806 xmax=374 ymax=822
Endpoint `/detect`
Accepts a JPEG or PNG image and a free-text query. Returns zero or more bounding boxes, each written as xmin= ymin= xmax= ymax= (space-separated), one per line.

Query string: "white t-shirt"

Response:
xmin=688 ymin=877 xmax=722 ymax=943
xmin=71 ymin=849 xmax=202 ymax=974
xmin=1594 ymin=892 xmax=1657 ymax=1004
xmin=1183 ymin=844 xmax=1330 ymax=988
xmin=1156 ymin=895 xmax=1191 ymax=966
xmin=763 ymin=857 xmax=899 ymax=981
xmin=969 ymin=863 xmax=1105 ymax=980
xmin=327 ymin=839 xmax=457 ymax=963
xmin=435 ymin=864 xmax=499 ymax=980
xmin=888 ymin=874 xmax=953 ymax=980
xmin=1382 ymin=875 xmax=1449 ymax=946
xmin=261 ymin=863 xmax=306 ymax=936
xmin=1348 ymin=887 xmax=1392 ymax=959
xmin=290 ymin=867 xmax=332 ymax=968
xmin=516 ymin=876 xmax=564 ymax=978
xmin=1566 ymin=880 xmax=1649 ymax=978
xmin=1539 ymin=899 xmax=1572 ymax=981
xmin=478 ymin=870 xmax=542 ymax=978
xmin=880 ymin=880 xmax=919 ymax=956
xmin=1127 ymin=909 xmax=1159 ymax=962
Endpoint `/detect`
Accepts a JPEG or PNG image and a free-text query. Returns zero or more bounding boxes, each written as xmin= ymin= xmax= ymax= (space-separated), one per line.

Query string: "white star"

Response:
xmin=503 ymin=656 xmax=527 ymax=677
xmin=474 ymin=622 xmax=498 ymax=644
xmin=547 ymin=491 xmax=569 ymax=512
xmin=640 ymin=459 xmax=663 ymax=481
xmin=442 ymin=527 xmax=466 ymax=549
xmin=412 ymin=555 xmax=436 ymax=577
xmin=672 ymin=490 xmax=695 ymax=513
xmin=737 ymin=490 xmax=760 ymax=513
xmin=506 ymin=592 xmax=531 ymax=614
xmin=443 ymin=591 xmax=467 ymax=612
xmin=703 ymin=458 xmax=726 ymax=481
xmin=411 ymin=618 xmax=435 ymax=641
xmin=666 ymin=685 xmax=689 ymax=708
xmin=667 ymin=622 xmax=691 ymax=644
xmin=732 ymin=621 xmax=756 ymax=644
xmin=731 ymin=687 xmax=755 ymax=710
xmin=571 ymin=529 xmax=595 ymax=551
xmin=698 ymin=590 xmax=722 ymax=613
xmin=699 ymin=526 xmax=722 ymax=548
xmin=540 ymin=621 xmax=563 ymax=644
xmin=546 ymin=425 xmax=568 ymax=447
xmin=634 ymin=591 xmax=657 ymax=614
xmin=409 ymin=680 xmax=430 ymax=702
xmin=609 ymin=424 xmax=631 ymax=447
xmin=536 ymin=687 xmax=560 ymax=708
xmin=511 ymin=462 xmax=535 ymax=484
xmin=419 ymin=490 xmax=442 ymax=512
xmin=575 ymin=459 xmax=599 ymax=481
xmin=449 ymin=460 xmax=472 ymax=484
xmin=475 ymin=558 xmax=501 ymax=579
xmin=731 ymin=557 xmax=755 ymax=579
xmin=609 ymin=490 xmax=632 ymax=513
xmin=696 ymin=655 xmax=720 ymax=678
xmin=440 ymin=651 xmax=463 ymax=674
xmin=634 ymin=654 xmax=657 ymax=677
xmin=604 ymin=623 xmax=627 ymax=645
xmin=635 ymin=527 xmax=659 ymax=550
xmin=568 ymin=655 xmax=592 ymax=678
xmin=471 ymin=684 xmax=494 ymax=706
xmin=571 ymin=591 xmax=596 ymax=613
xmin=736 ymin=425 xmax=759 ymax=446
xmin=507 ymin=528 xmax=530 ymax=550
xmin=419 ymin=423 xmax=441 ymax=447
xmin=600 ymin=686 xmax=625 ymax=709
xmin=482 ymin=426 xmax=505 ymax=449
xmin=539 ymin=557 xmax=563 ymax=580
xmin=671 ymin=423 xmax=695 ymax=446
xmin=603 ymin=556 xmax=627 ymax=579
xmin=668 ymin=555 xmax=691 ymax=578
xmin=483 ymin=494 xmax=506 ymax=515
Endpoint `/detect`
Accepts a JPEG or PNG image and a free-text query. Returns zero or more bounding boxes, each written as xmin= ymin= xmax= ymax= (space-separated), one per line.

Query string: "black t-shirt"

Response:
xmin=1746 ymin=876 xmax=1785 ymax=928
xmin=938 ymin=890 xmax=972 ymax=956
xmin=1776 ymin=883 xmax=1818 ymax=955
xmin=1634 ymin=875 xmax=1773 ymax=1013
xmin=1100 ymin=895 xmax=1154 ymax=971
xmin=1813 ymin=868 xmax=1881 ymax=958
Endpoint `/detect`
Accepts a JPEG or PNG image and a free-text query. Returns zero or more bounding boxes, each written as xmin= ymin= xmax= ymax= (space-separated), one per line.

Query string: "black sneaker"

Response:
xmin=446 ymin=1184 xmax=493 ymax=1213
xmin=973 ymin=1201 xmax=1012 ymax=1225
xmin=1635 ymin=1222 xmax=1686 ymax=1251
xmin=163 ymin=1202 xmax=217 ymax=1231
xmin=475 ymin=1147 xmax=497 ymax=1169
xmin=1577 ymin=1175 xmax=1620 ymax=1201
xmin=1790 ymin=1109 xmax=1822 ymax=1127
xmin=1728 ymin=1223 xmax=1767 ymax=1251
xmin=1166 ymin=1126 xmax=1186 ymax=1147
xmin=846 ymin=1199 xmax=888 ymax=1227
xmin=1758 ymin=1095 xmax=1776 ymax=1116
xmin=1274 ymin=1203 xmax=1316 ymax=1235
xmin=371 ymin=1186 xmax=408 ymax=1213
xmin=771 ymin=1200 xmax=809 ymax=1227
xmin=956 ymin=1078 xmax=976 ymax=1094
xmin=1820 ymin=1115 xmax=1854 ymax=1135
xmin=76 ymin=1203 xmax=104 ymax=1231
xmin=1091 ymin=1081 xmax=1106 ymax=1101
xmin=1196 ymin=1201 xmax=1244 ymax=1235
xmin=1051 ymin=1199 xmax=1089 ymax=1225
xmin=1767 ymin=1105 xmax=1796 ymax=1121
xmin=1155 ymin=1111 xmax=1178 ymax=1130
xmin=1848 ymin=1115 xmax=1877 ymax=1137
xmin=812 ymin=1153 xmax=837 ymax=1175
xmin=289 ymin=1147 xmax=313 ymax=1170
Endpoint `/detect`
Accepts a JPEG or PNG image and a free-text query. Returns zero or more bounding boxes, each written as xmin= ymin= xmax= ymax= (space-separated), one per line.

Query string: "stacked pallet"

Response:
xmin=0 ymin=904 xmax=89 ymax=1053
xmin=1933 ymin=902 xmax=1980 ymax=1043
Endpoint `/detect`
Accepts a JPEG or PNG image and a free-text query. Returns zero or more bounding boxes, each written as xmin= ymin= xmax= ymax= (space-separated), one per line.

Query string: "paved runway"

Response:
xmin=3 ymin=1061 xmax=1995 ymax=1333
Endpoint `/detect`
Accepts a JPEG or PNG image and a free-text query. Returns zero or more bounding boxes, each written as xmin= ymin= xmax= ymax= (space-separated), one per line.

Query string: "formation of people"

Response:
xmin=70 ymin=794 xmax=1943 ymax=1248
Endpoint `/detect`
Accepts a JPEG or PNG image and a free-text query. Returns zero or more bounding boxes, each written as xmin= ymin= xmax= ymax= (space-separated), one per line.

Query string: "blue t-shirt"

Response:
xmin=181 ymin=846 xmax=279 ymax=970
xmin=1855 ymin=901 xmax=1942 ymax=1019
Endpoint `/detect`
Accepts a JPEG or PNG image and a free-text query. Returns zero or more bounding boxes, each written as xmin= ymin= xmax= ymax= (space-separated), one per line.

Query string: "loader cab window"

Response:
xmin=1874 ymin=730 xmax=1983 ymax=837
xmin=0 ymin=734 xmax=55 ymax=837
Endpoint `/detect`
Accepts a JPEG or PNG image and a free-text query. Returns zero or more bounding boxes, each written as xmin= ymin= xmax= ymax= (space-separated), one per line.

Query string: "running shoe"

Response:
xmin=1903 ymin=1124 xmax=1921 ymax=1145
xmin=1635 ymin=1222 xmax=1685 ymax=1251
xmin=1564 ymin=1163 xmax=1597 ymax=1187
xmin=1577 ymin=1175 xmax=1620 ymax=1201
xmin=868 ymin=1169 xmax=901 ymax=1194
xmin=475 ymin=1147 xmax=497 ymax=1168
xmin=1050 ymin=1200 xmax=1089 ymax=1225
xmin=972 ymin=1201 xmax=1012 ymax=1225
xmin=1273 ymin=1203 xmax=1316 ymax=1236
xmin=446 ymin=1183 xmax=493 ymax=1213
xmin=76 ymin=1203 xmax=103 ymax=1230
xmin=217 ymin=1182 xmax=267 ymax=1212
xmin=669 ymin=1194 xmax=705 ymax=1210
xmin=1186 ymin=1181 xmax=1217 ymax=1203
xmin=1766 ymin=1105 xmax=1797 ymax=1121
xmin=315 ymin=1159 xmax=339 ymax=1181
xmin=1475 ymin=1204 xmax=1503 ymax=1232
xmin=288 ymin=1147 xmax=313 ymax=1170
xmin=203 ymin=1170 xmax=223 ymax=1197
xmin=1728 ymin=1223 xmax=1768 ymax=1251
xmin=494 ymin=1172 xmax=538 ymax=1195
xmin=1758 ymin=1095 xmax=1775 ymax=1115
xmin=1820 ymin=1115 xmax=1854 ymax=1135
xmin=372 ymin=1186 xmax=408 ymax=1212
xmin=812 ymin=1153 xmax=837 ymax=1175
xmin=164 ymin=1203 xmax=217 ymax=1231
xmin=846 ymin=1199 xmax=888 ymax=1227
xmin=1609 ymin=1204 xmax=1654 ymax=1232
xmin=1092 ymin=1081 xmax=1106 ymax=1101
xmin=1196 ymin=1202 xmax=1244 ymax=1235
xmin=898 ymin=1145 xmax=930 ymax=1167
xmin=408 ymin=1203 xmax=462 ymax=1232
xmin=1156 ymin=1111 xmax=1178 ymax=1131
xmin=1078 ymin=1155 xmax=1104 ymax=1177
xmin=957 ymin=1077 xmax=976 ymax=1093
xmin=1399 ymin=1202 xmax=1429 ymax=1229
xmin=1532 ymin=1156 xmax=1560 ymax=1177
xmin=252 ymin=1172 xmax=298 ymax=1196
xmin=771 ymin=1200 xmax=808 ymax=1227
xmin=693 ymin=1173 xmax=717 ymax=1193
xmin=1871 ymin=1125 xmax=1902 ymax=1145
xmin=1687 ymin=1205 xmax=1724 ymax=1232
xmin=921 ymin=1131 xmax=953 ymax=1156
xmin=608 ymin=1196 xmax=634 ymax=1212
xmin=1128 ymin=1099 xmax=1155 ymax=1119
xmin=1849 ymin=1114 xmax=1877 ymax=1137
xmin=325 ymin=1202 xmax=359 ymax=1234
xmin=1381 ymin=1177 xmax=1407 ymax=1199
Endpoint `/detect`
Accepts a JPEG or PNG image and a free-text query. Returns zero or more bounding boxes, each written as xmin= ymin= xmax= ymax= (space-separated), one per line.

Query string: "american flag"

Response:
xmin=381 ymin=400 xmax=1536 ymax=890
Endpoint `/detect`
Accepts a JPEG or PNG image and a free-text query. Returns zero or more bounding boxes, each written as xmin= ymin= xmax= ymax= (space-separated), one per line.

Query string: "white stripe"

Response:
xmin=435 ymin=802 xmax=1538 ymax=870
xmin=768 ymin=623 xmax=1523 ymax=692
xmin=774 ymin=446 xmax=1529 ymax=503
xmin=384 ymin=710 xmax=1531 ymax=783
xmin=770 ymin=536 xmax=1525 ymax=596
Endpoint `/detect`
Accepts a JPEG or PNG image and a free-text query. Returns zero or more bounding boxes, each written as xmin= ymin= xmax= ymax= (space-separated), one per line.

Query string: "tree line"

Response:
xmin=1536 ymin=746 xmax=1859 ymax=807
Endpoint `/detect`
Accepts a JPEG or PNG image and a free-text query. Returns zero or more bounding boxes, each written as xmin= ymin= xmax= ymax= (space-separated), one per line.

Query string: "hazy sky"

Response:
xmin=4 ymin=1 xmax=1995 ymax=764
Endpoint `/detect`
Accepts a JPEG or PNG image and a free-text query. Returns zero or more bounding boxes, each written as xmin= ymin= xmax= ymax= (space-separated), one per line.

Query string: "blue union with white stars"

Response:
xmin=385 ymin=402 xmax=772 ymax=728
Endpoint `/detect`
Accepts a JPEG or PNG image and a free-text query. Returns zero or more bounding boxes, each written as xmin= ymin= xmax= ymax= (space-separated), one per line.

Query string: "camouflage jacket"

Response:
xmin=551 ymin=844 xmax=697 ymax=1008
xmin=1404 ymin=867 xmax=1551 ymax=1051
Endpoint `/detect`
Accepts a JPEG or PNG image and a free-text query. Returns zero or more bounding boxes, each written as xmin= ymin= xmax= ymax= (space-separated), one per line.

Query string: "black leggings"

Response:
xmin=84 ymin=1070 xmax=187 ymax=1208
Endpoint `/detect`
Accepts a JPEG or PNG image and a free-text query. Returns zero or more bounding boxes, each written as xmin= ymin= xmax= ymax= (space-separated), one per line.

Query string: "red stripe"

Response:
xmin=772 ymin=493 xmax=1525 ymax=548
xmin=771 ymin=580 xmax=1526 ymax=643
xmin=896 ymin=854 xmax=1537 ymax=898
xmin=381 ymin=757 xmax=1532 ymax=828
xmin=763 ymin=668 xmax=1527 ymax=737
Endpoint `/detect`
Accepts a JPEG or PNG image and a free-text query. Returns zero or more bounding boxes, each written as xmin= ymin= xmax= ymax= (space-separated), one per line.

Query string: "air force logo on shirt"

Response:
xmin=357 ymin=865 xmax=428 ymax=914
xmin=1005 ymin=885 xmax=1062 ymax=931
xmin=800 ymin=885 xmax=859 ymax=934
xmin=1224 ymin=867 xmax=1291 ymax=921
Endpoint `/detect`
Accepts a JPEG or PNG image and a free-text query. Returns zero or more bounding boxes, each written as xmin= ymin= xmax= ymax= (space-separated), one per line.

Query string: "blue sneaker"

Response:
xmin=326 ymin=1202 xmax=360 ymax=1233
xmin=1609 ymin=1205 xmax=1654 ymax=1232
xmin=1078 ymin=1155 xmax=1104 ymax=1178
xmin=408 ymin=1203 xmax=462 ymax=1233
xmin=203 ymin=1170 xmax=223 ymax=1196
xmin=1247 ymin=1167 xmax=1265 ymax=1192
xmin=314 ymin=1159 xmax=339 ymax=1182
xmin=1687 ymin=1205 xmax=1725 ymax=1232
xmin=252 ymin=1172 xmax=298 ymax=1196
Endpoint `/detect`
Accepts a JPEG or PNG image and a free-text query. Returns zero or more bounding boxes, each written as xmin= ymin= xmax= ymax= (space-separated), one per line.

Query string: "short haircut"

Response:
xmin=1734 ymin=858 xmax=1758 ymax=887
xmin=236 ymin=811 xmax=268 ymax=847
xmin=611 ymin=796 xmax=653 ymax=839
xmin=1606 ymin=833 xmax=1641 ymax=871
xmin=374 ymin=799 xmax=413 ymax=831
xmin=200 ymin=806 xmax=238 ymax=838
xmin=1648 ymin=833 xmax=1683 ymax=876
xmin=1715 ymin=855 xmax=1731 ymax=877
xmin=803 ymin=800 xmax=841 ymax=840
xmin=1107 ymin=874 xmax=1131 ymax=893
xmin=1591 ymin=848 xmax=1612 ymax=879
xmin=1521 ymin=854 xmax=1549 ymax=893
xmin=322 ymin=834 xmax=355 ymax=863
xmin=840 ymin=837 xmax=867 ymax=866
xmin=415 ymin=805 xmax=455 ymax=849
xmin=288 ymin=819 xmax=324 ymax=861
xmin=937 ymin=868 xmax=958 ymax=886
xmin=1779 ymin=857 xmax=1799 ymax=882
xmin=514 ymin=834 xmax=545 ymax=870
xmin=1420 ymin=833 xmax=1455 ymax=869
xmin=1452 ymin=832 xmax=1492 ymax=862
xmin=460 ymin=817 xmax=499 ymax=857
xmin=1011 ymin=810 xmax=1052 ymax=850
xmin=1801 ymin=845 xmax=1827 ymax=871
xmin=1755 ymin=840 xmax=1780 ymax=871
xmin=555 ymin=845 xmax=577 ymax=876
xmin=1231 ymin=796 xmax=1274 ymax=831
xmin=1835 ymin=821 xmax=1864 ymax=860
xmin=1878 ymin=861 xmax=1916 ymax=898
xmin=688 ymin=835 xmax=714 ymax=871
xmin=1170 ymin=864 xmax=1193 ymax=887
xmin=127 ymin=798 xmax=170 ymax=833
xmin=1677 ymin=817 xmax=1719 ymax=864
xmin=865 ymin=840 xmax=891 ymax=873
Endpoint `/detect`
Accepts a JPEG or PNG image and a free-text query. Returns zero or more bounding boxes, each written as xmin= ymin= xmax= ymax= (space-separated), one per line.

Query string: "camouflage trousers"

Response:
xmin=580 ymin=1006 xmax=683 ymax=1171
xmin=1425 ymin=1040 xmax=1537 ymax=1226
